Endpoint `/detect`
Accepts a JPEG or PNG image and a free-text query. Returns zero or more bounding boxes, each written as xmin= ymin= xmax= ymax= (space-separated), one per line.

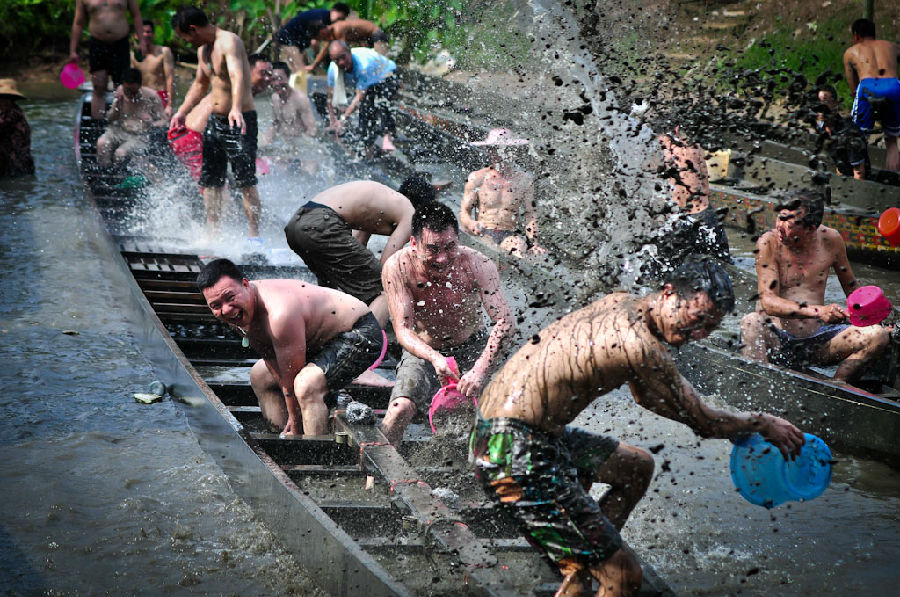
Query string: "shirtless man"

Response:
xmin=96 ymin=68 xmax=166 ymax=166
xmin=198 ymin=258 xmax=385 ymax=437
xmin=740 ymin=189 xmax=890 ymax=383
xmin=70 ymin=0 xmax=147 ymax=119
xmin=381 ymin=202 xmax=513 ymax=445
xmin=248 ymin=54 xmax=273 ymax=96
xmin=306 ymin=18 xmax=386 ymax=72
xmin=472 ymin=257 xmax=804 ymax=597
xmin=131 ymin=20 xmax=174 ymax=118
xmin=284 ymin=177 xmax=435 ymax=326
xmin=843 ymin=17 xmax=900 ymax=171
xmin=461 ymin=128 xmax=546 ymax=257
xmin=267 ymin=63 xmax=317 ymax=141
xmin=170 ymin=7 xmax=261 ymax=239
xmin=657 ymin=127 xmax=730 ymax=260
xmin=276 ymin=3 xmax=350 ymax=72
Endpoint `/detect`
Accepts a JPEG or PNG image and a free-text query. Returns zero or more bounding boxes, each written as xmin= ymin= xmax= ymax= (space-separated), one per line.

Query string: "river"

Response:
xmin=0 ymin=83 xmax=897 ymax=597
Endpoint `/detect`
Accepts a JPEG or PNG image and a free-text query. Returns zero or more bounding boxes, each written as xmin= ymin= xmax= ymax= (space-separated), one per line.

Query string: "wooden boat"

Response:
xmin=74 ymin=92 xmax=675 ymax=596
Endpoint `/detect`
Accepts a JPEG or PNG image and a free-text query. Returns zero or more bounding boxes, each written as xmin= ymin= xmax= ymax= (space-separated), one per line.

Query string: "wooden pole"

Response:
xmin=864 ymin=0 xmax=874 ymax=21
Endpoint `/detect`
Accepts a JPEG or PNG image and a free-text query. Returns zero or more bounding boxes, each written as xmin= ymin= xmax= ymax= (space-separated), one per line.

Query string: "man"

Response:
xmin=471 ymin=257 xmax=805 ymax=597
xmin=813 ymin=85 xmax=870 ymax=180
xmin=198 ymin=258 xmax=385 ymax=437
xmin=0 ymin=78 xmax=35 ymax=178
xmin=326 ymin=41 xmax=398 ymax=154
xmin=70 ymin=0 xmax=147 ymax=120
xmin=277 ymin=3 xmax=350 ymax=72
xmin=843 ymin=17 xmax=900 ymax=171
xmin=306 ymin=18 xmax=386 ymax=72
xmin=131 ymin=20 xmax=175 ymax=118
xmin=248 ymin=54 xmax=273 ymax=97
xmin=267 ymin=62 xmax=317 ymax=141
xmin=169 ymin=7 xmax=261 ymax=239
xmin=284 ymin=176 xmax=435 ymax=327
xmin=740 ymin=189 xmax=890 ymax=383
xmin=460 ymin=128 xmax=546 ymax=257
xmin=657 ymin=127 xmax=731 ymax=261
xmin=96 ymin=68 xmax=166 ymax=167
xmin=381 ymin=202 xmax=513 ymax=445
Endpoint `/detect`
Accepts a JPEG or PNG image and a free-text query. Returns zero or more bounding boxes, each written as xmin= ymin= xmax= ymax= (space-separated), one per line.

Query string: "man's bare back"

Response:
xmin=844 ymin=39 xmax=899 ymax=90
xmin=312 ymin=181 xmax=414 ymax=262
xmin=383 ymin=244 xmax=488 ymax=348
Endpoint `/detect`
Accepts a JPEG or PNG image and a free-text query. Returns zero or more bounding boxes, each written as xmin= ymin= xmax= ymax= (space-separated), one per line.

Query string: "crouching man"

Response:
xmin=198 ymin=258 xmax=388 ymax=436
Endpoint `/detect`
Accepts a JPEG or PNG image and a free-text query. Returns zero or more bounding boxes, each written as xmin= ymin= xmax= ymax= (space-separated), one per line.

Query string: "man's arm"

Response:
xmin=146 ymin=91 xmax=167 ymax=127
xmin=457 ymin=254 xmax=513 ymax=396
xmin=307 ymin=27 xmax=334 ymax=71
xmin=162 ymin=47 xmax=176 ymax=116
xmin=223 ymin=34 xmax=248 ymax=133
xmin=828 ymin=229 xmax=860 ymax=296
xmin=170 ymin=49 xmax=210 ymax=130
xmin=459 ymin=171 xmax=484 ymax=235
xmin=381 ymin=255 xmax=453 ymax=378
xmin=267 ymin=311 xmax=309 ymax=434
xmin=755 ymin=233 xmax=846 ymax=322
xmin=628 ymin=340 xmax=804 ymax=459
xmin=69 ymin=0 xmax=86 ymax=63
xmin=126 ymin=0 xmax=148 ymax=56
xmin=843 ymin=48 xmax=860 ymax=94
xmin=380 ymin=210 xmax=412 ymax=265
xmin=343 ymin=88 xmax=366 ymax=119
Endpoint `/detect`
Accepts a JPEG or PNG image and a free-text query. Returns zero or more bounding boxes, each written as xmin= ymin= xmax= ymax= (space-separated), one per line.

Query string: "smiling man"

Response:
xmin=740 ymin=189 xmax=889 ymax=382
xmin=380 ymin=202 xmax=513 ymax=445
xmin=471 ymin=257 xmax=805 ymax=597
xmin=197 ymin=258 xmax=386 ymax=437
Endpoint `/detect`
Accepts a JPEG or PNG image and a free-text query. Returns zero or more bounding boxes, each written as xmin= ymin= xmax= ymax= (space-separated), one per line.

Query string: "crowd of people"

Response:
xmin=1 ymin=5 xmax=895 ymax=596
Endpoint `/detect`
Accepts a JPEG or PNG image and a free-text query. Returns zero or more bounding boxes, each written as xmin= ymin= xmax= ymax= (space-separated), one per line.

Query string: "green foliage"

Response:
xmin=0 ymin=0 xmax=72 ymax=54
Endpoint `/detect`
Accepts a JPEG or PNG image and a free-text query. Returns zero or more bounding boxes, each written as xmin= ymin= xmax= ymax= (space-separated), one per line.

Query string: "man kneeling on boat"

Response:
xmin=97 ymin=68 xmax=166 ymax=167
xmin=198 ymin=258 xmax=391 ymax=437
xmin=740 ymin=189 xmax=890 ymax=383
xmin=472 ymin=257 xmax=804 ymax=597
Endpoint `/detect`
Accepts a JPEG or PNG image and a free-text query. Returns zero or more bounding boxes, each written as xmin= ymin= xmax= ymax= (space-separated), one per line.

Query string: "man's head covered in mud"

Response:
xmin=653 ymin=256 xmax=734 ymax=346
xmin=774 ymin=188 xmax=825 ymax=246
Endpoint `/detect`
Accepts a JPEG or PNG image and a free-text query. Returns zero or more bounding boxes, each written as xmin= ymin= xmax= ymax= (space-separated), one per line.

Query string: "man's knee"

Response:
xmin=860 ymin=325 xmax=891 ymax=356
xmin=386 ymin=396 xmax=416 ymax=419
xmin=294 ymin=365 xmax=328 ymax=404
xmin=590 ymin=546 xmax=642 ymax=596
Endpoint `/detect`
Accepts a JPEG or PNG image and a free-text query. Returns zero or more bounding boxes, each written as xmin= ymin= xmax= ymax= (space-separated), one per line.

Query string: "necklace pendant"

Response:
xmin=242 ymin=336 xmax=249 ymax=348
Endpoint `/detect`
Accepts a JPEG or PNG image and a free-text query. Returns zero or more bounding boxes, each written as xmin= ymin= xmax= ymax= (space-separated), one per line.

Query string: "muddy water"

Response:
xmin=0 ymin=95 xmax=323 ymax=597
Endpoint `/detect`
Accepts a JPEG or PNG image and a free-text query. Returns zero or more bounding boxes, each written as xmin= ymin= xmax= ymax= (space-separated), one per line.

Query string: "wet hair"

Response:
xmin=122 ymin=68 xmax=142 ymax=85
xmin=196 ymin=258 xmax=245 ymax=290
xmin=332 ymin=3 xmax=351 ymax=17
xmin=142 ymin=19 xmax=155 ymax=29
xmin=172 ymin=7 xmax=209 ymax=33
xmin=411 ymin=202 xmax=459 ymax=239
xmin=248 ymin=53 xmax=271 ymax=67
xmin=271 ymin=61 xmax=291 ymax=77
xmin=775 ymin=189 xmax=825 ymax=229
xmin=663 ymin=256 xmax=735 ymax=314
xmin=398 ymin=173 xmax=436 ymax=209
xmin=817 ymin=84 xmax=837 ymax=100
xmin=851 ymin=18 xmax=876 ymax=38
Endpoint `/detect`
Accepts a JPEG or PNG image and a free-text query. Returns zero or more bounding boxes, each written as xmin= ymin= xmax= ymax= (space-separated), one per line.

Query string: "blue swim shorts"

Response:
xmin=852 ymin=77 xmax=900 ymax=137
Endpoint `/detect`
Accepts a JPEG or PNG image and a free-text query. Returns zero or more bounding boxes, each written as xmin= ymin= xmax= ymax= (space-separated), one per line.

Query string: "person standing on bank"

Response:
xmin=70 ymin=0 xmax=148 ymax=120
xmin=0 ymin=78 xmax=35 ymax=178
xmin=169 ymin=7 xmax=262 ymax=240
xmin=472 ymin=258 xmax=805 ymax=597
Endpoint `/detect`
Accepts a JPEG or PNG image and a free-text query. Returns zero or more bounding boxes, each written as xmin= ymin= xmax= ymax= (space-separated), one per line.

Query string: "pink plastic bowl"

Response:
xmin=60 ymin=62 xmax=85 ymax=90
xmin=847 ymin=286 xmax=892 ymax=327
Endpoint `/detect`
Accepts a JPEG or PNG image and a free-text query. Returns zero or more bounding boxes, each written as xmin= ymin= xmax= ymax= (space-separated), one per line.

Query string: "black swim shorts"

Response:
xmin=307 ymin=312 xmax=383 ymax=395
xmin=771 ymin=323 xmax=849 ymax=369
xmin=199 ymin=111 xmax=258 ymax=189
xmin=284 ymin=202 xmax=383 ymax=304
xmin=390 ymin=327 xmax=489 ymax=419
xmin=88 ymin=36 xmax=130 ymax=84
xmin=470 ymin=416 xmax=622 ymax=567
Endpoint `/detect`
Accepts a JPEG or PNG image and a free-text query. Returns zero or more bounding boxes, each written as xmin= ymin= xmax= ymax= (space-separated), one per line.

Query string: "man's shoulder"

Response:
xmin=818 ymin=225 xmax=847 ymax=248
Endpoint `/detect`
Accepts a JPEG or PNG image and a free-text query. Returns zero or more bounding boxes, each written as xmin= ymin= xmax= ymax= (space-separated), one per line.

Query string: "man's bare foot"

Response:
xmin=352 ymin=369 xmax=395 ymax=387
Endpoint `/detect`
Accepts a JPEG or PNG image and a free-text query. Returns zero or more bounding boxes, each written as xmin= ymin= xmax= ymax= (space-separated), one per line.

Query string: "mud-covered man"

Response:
xmin=740 ymin=189 xmax=890 ymax=383
xmin=460 ymin=128 xmax=546 ymax=258
xmin=70 ymin=0 xmax=147 ymax=119
xmin=472 ymin=258 xmax=805 ymax=597
xmin=96 ymin=68 xmax=166 ymax=166
xmin=198 ymin=258 xmax=386 ymax=437
xmin=284 ymin=176 xmax=435 ymax=327
xmin=267 ymin=62 xmax=317 ymax=140
xmin=170 ymin=7 xmax=261 ymax=239
xmin=381 ymin=202 xmax=513 ymax=445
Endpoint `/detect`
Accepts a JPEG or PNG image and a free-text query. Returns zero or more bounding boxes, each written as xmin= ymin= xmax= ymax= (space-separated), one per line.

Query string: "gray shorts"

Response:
xmin=390 ymin=327 xmax=489 ymax=418
xmin=308 ymin=312 xmax=383 ymax=395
